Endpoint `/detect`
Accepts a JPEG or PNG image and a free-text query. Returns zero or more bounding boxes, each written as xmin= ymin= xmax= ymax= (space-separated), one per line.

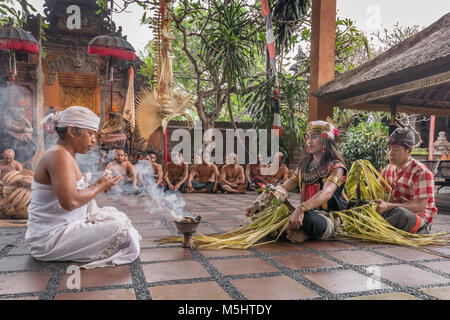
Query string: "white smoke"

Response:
xmin=135 ymin=158 xmax=190 ymax=221
xmin=77 ymin=149 xmax=191 ymax=222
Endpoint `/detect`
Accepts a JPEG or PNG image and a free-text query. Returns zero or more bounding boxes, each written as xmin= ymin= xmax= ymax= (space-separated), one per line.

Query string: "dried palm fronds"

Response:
xmin=328 ymin=203 xmax=450 ymax=247
xmin=156 ymin=203 xmax=292 ymax=250
xmin=345 ymin=160 xmax=391 ymax=202
xmin=135 ymin=88 xmax=194 ymax=141
xmin=135 ymin=88 xmax=162 ymax=140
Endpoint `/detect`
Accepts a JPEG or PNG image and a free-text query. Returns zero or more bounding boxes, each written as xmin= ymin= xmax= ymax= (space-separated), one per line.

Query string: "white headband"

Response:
xmin=41 ymin=106 xmax=100 ymax=132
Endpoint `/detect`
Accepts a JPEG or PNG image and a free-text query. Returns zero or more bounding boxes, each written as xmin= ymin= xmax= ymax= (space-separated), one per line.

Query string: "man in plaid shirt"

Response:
xmin=375 ymin=128 xmax=437 ymax=234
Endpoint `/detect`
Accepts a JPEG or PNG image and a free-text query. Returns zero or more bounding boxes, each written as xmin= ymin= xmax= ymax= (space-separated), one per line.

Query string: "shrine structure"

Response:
xmin=0 ymin=0 xmax=147 ymax=167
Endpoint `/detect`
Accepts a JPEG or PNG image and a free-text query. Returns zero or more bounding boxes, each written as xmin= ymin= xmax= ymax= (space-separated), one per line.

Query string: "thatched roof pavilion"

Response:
xmin=312 ymin=12 xmax=450 ymax=117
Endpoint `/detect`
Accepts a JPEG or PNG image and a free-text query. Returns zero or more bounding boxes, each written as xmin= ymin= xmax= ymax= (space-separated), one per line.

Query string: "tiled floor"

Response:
xmin=0 ymin=191 xmax=450 ymax=300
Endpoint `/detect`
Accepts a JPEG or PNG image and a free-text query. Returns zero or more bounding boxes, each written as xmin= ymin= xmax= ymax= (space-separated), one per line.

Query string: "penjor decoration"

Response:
xmin=135 ymin=0 xmax=192 ymax=164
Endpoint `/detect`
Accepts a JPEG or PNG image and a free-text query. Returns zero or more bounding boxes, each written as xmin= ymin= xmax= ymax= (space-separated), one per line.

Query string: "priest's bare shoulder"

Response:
xmin=34 ymin=127 xmax=119 ymax=211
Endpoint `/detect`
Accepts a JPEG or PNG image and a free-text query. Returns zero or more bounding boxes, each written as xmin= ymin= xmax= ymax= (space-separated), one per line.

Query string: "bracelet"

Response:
xmin=298 ymin=202 xmax=309 ymax=212
xmin=326 ymin=175 xmax=341 ymax=186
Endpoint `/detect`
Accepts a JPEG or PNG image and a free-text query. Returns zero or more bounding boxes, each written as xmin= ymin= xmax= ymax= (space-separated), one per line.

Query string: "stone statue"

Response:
xmin=99 ymin=112 xmax=127 ymax=151
xmin=434 ymin=131 xmax=450 ymax=155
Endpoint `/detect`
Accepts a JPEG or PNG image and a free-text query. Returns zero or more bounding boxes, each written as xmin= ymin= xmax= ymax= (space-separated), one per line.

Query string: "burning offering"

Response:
xmin=173 ymin=215 xmax=201 ymax=249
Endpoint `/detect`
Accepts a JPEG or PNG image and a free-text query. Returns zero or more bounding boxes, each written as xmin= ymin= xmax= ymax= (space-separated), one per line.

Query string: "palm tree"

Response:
xmin=200 ymin=0 xmax=258 ymax=131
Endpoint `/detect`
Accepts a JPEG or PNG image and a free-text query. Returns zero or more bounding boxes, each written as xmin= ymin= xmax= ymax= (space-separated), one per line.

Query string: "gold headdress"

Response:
xmin=306 ymin=117 xmax=340 ymax=141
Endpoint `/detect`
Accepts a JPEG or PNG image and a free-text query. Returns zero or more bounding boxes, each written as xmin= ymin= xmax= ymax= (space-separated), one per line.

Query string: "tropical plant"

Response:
xmin=200 ymin=0 xmax=258 ymax=131
xmin=0 ymin=0 xmax=35 ymax=26
xmin=271 ymin=0 xmax=311 ymax=67
xmin=245 ymin=72 xmax=309 ymax=160
xmin=340 ymin=121 xmax=389 ymax=171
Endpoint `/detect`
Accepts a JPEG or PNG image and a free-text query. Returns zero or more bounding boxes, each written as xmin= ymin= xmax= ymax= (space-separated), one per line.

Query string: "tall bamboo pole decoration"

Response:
xmin=155 ymin=0 xmax=175 ymax=164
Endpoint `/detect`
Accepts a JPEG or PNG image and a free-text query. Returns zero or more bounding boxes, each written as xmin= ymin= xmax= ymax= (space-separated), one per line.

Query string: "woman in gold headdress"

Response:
xmin=246 ymin=120 xmax=348 ymax=242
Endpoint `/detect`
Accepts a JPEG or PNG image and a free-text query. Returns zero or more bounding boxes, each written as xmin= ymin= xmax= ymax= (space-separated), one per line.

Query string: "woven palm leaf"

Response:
xmin=162 ymin=90 xmax=194 ymax=130
xmin=135 ymin=88 xmax=162 ymax=140
xmin=135 ymin=88 xmax=194 ymax=140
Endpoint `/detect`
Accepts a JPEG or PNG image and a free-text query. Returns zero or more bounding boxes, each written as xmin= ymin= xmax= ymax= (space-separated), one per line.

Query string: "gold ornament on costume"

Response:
xmin=306 ymin=117 xmax=340 ymax=141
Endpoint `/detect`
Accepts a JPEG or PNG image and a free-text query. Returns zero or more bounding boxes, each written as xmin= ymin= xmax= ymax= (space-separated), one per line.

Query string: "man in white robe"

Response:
xmin=25 ymin=106 xmax=141 ymax=269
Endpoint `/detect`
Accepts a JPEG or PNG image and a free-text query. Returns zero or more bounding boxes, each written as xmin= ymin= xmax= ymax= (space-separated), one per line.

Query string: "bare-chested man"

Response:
xmin=0 ymin=149 xmax=23 ymax=180
xmin=25 ymin=106 xmax=140 ymax=269
xmin=148 ymin=151 xmax=163 ymax=187
xmin=245 ymin=154 xmax=269 ymax=191
xmin=187 ymin=152 xmax=219 ymax=193
xmin=106 ymin=149 xmax=137 ymax=192
xmin=136 ymin=152 xmax=163 ymax=189
xmin=218 ymin=153 xmax=247 ymax=194
xmin=263 ymin=152 xmax=289 ymax=185
xmin=163 ymin=152 xmax=189 ymax=192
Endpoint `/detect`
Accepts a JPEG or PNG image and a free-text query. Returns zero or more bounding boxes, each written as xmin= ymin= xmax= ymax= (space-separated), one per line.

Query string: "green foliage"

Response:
xmin=272 ymin=0 xmax=311 ymax=55
xmin=201 ymin=0 xmax=257 ymax=90
xmin=340 ymin=121 xmax=389 ymax=171
xmin=332 ymin=108 xmax=389 ymax=131
xmin=0 ymin=0 xmax=48 ymax=43
xmin=0 ymin=0 xmax=36 ymax=26
xmin=411 ymin=148 xmax=428 ymax=155
xmin=245 ymin=72 xmax=309 ymax=160
xmin=293 ymin=16 xmax=367 ymax=76
xmin=334 ymin=17 xmax=366 ymax=74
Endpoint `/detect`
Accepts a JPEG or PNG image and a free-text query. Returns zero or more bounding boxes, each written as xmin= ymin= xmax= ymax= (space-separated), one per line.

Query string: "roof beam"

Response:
xmin=338 ymin=103 xmax=450 ymax=117
xmin=338 ymin=70 xmax=450 ymax=107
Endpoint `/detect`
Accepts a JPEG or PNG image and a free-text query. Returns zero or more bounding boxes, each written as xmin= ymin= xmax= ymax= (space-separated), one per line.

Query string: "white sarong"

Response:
xmin=25 ymin=178 xmax=141 ymax=269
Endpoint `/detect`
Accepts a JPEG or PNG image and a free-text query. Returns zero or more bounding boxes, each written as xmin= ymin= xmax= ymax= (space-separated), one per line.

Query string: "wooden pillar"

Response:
xmin=308 ymin=0 xmax=336 ymax=121
xmin=389 ymin=103 xmax=397 ymax=135
xmin=428 ymin=115 xmax=436 ymax=160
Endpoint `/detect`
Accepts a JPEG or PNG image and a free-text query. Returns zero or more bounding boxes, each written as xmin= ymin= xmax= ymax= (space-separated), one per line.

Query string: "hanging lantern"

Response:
xmin=0 ymin=21 xmax=39 ymax=81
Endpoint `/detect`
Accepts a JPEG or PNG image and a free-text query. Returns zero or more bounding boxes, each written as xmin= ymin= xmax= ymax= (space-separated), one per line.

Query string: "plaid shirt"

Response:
xmin=381 ymin=158 xmax=437 ymax=223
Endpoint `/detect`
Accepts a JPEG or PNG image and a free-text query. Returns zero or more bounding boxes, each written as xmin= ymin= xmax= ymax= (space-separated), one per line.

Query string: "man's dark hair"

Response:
xmin=387 ymin=137 xmax=411 ymax=150
xmin=55 ymin=127 xmax=83 ymax=139
xmin=148 ymin=151 xmax=156 ymax=156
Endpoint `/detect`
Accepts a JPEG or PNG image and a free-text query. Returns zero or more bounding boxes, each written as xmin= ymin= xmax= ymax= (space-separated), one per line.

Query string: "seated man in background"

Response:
xmin=147 ymin=151 xmax=163 ymax=187
xmin=163 ymin=151 xmax=189 ymax=192
xmin=0 ymin=149 xmax=23 ymax=180
xmin=106 ymin=149 xmax=137 ymax=193
xmin=218 ymin=153 xmax=247 ymax=194
xmin=375 ymin=128 xmax=437 ymax=234
xmin=263 ymin=152 xmax=289 ymax=185
xmin=245 ymin=153 xmax=268 ymax=191
xmin=187 ymin=151 xmax=219 ymax=193
xmin=136 ymin=152 xmax=163 ymax=189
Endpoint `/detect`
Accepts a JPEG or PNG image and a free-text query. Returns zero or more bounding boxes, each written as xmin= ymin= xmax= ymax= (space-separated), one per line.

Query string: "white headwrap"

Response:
xmin=41 ymin=106 xmax=100 ymax=132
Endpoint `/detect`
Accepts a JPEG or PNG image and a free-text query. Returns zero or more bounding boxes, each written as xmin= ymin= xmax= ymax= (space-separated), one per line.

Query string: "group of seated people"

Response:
xmin=12 ymin=106 xmax=444 ymax=270
xmin=102 ymin=148 xmax=291 ymax=194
